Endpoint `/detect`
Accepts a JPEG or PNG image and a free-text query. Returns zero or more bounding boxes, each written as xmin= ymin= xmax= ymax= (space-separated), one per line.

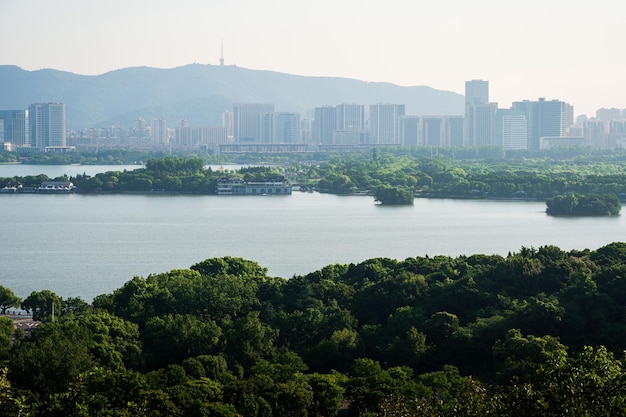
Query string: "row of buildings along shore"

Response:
xmin=2 ymin=81 xmax=626 ymax=153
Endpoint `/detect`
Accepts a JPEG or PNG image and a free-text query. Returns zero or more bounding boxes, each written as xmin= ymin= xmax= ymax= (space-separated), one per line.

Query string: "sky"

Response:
xmin=1 ymin=0 xmax=625 ymax=116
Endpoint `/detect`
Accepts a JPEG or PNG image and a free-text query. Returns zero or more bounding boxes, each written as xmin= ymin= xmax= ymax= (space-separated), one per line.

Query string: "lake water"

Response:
xmin=0 ymin=165 xmax=625 ymax=301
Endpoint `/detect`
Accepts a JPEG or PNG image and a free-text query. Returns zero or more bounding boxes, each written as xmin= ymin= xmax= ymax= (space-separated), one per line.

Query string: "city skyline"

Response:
xmin=1 ymin=0 xmax=626 ymax=117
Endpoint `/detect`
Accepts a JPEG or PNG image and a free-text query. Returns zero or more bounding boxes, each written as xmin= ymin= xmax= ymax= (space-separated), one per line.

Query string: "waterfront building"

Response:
xmin=233 ymin=103 xmax=274 ymax=142
xmin=28 ymin=103 xmax=66 ymax=149
xmin=369 ymin=103 xmax=405 ymax=145
xmin=217 ymin=178 xmax=292 ymax=195
xmin=0 ymin=110 xmax=28 ymax=146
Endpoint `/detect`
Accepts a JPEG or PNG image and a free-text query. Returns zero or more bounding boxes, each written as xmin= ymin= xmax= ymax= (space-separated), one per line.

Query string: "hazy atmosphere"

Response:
xmin=1 ymin=0 xmax=625 ymax=116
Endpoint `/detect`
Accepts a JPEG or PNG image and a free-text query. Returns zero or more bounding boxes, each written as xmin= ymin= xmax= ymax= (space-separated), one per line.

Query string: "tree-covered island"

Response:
xmin=5 ymin=244 xmax=626 ymax=415
xmin=546 ymin=193 xmax=621 ymax=216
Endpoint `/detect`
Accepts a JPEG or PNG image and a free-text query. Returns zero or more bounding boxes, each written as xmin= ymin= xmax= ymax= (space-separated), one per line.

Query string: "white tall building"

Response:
xmin=369 ymin=104 xmax=405 ymax=144
xmin=28 ymin=103 xmax=66 ymax=148
xmin=336 ymin=103 xmax=365 ymax=130
xmin=152 ymin=119 xmax=168 ymax=145
xmin=496 ymin=109 xmax=528 ymax=150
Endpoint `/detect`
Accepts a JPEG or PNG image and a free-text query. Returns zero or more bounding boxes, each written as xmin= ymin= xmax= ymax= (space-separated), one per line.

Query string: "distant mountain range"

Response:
xmin=0 ymin=64 xmax=464 ymax=130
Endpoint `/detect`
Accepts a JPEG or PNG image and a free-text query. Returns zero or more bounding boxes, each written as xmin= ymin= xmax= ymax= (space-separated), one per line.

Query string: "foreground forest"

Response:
xmin=4 ymin=243 xmax=626 ymax=415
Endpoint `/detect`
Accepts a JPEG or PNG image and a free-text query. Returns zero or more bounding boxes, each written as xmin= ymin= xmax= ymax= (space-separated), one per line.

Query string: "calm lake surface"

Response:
xmin=1 ymin=165 xmax=625 ymax=300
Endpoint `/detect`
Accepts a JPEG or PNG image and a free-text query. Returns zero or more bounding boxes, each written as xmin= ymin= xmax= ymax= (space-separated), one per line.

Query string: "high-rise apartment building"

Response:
xmin=28 ymin=103 xmax=66 ymax=148
xmin=257 ymin=112 xmax=300 ymax=144
xmin=400 ymin=116 xmax=420 ymax=147
xmin=422 ymin=117 xmax=443 ymax=147
xmin=336 ymin=103 xmax=365 ymax=130
xmin=222 ymin=111 xmax=233 ymax=139
xmin=445 ymin=116 xmax=465 ymax=147
xmin=369 ymin=104 xmax=405 ymax=144
xmin=0 ymin=110 xmax=28 ymax=146
xmin=466 ymin=103 xmax=497 ymax=146
xmin=233 ymin=103 xmax=274 ymax=142
xmin=512 ymin=98 xmax=573 ymax=150
xmin=313 ymin=106 xmax=337 ymax=144
xmin=152 ymin=119 xmax=168 ymax=145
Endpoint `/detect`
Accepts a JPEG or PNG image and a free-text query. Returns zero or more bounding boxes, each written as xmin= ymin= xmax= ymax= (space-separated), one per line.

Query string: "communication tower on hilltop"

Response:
xmin=220 ymin=39 xmax=224 ymax=66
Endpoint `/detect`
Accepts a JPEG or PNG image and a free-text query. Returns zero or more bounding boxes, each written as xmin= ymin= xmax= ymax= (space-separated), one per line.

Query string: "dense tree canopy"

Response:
xmin=6 ymin=243 xmax=626 ymax=415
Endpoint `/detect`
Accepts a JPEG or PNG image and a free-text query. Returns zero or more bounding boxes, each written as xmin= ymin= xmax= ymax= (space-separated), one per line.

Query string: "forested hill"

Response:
xmin=5 ymin=243 xmax=626 ymax=415
xmin=0 ymin=64 xmax=464 ymax=129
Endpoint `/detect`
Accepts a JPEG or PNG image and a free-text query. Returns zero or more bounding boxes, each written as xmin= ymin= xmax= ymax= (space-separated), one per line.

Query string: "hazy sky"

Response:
xmin=2 ymin=0 xmax=625 ymax=116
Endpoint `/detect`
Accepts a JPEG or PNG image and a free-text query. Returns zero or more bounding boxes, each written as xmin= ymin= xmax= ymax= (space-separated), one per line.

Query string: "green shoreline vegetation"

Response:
xmin=4 ymin=244 xmax=626 ymax=415
xmin=3 ymin=148 xmax=626 ymax=208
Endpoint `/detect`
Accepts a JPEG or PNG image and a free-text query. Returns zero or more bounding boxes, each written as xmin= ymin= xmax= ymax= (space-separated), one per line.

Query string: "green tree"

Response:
xmin=0 ymin=286 xmax=21 ymax=314
xmin=374 ymin=184 xmax=414 ymax=205
xmin=21 ymin=290 xmax=62 ymax=321
xmin=307 ymin=372 xmax=345 ymax=417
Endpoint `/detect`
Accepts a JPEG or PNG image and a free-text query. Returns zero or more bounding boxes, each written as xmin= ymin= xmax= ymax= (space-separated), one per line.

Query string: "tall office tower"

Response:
xmin=496 ymin=109 xmax=528 ymax=150
xmin=0 ymin=110 xmax=28 ymax=146
xmin=222 ymin=111 xmax=233 ymax=139
xmin=400 ymin=116 xmax=420 ymax=147
xmin=152 ymin=119 xmax=168 ymax=145
xmin=336 ymin=103 xmax=365 ymax=130
xmin=444 ymin=116 xmax=465 ymax=147
xmin=465 ymin=80 xmax=489 ymax=105
xmin=257 ymin=112 xmax=301 ymax=143
xmin=233 ymin=103 xmax=274 ymax=142
xmin=512 ymin=98 xmax=572 ymax=150
xmin=464 ymin=80 xmax=493 ymax=146
xmin=466 ymin=103 xmax=497 ymax=146
xmin=28 ymin=103 xmax=66 ymax=148
xmin=369 ymin=103 xmax=405 ymax=144
xmin=313 ymin=106 xmax=337 ymax=144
